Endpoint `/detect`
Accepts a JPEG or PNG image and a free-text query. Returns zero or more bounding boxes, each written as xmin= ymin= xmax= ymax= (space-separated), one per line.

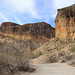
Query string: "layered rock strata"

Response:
xmin=0 ymin=22 xmax=55 ymax=42
xmin=55 ymin=4 xmax=75 ymax=42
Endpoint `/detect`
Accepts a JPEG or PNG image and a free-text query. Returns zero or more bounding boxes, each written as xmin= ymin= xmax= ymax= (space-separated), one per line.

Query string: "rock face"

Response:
xmin=0 ymin=22 xmax=55 ymax=38
xmin=0 ymin=22 xmax=55 ymax=42
xmin=0 ymin=22 xmax=20 ymax=33
xmin=55 ymin=4 xmax=75 ymax=42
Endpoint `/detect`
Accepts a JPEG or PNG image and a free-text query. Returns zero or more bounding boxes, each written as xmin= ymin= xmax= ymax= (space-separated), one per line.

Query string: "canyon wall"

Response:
xmin=55 ymin=4 xmax=75 ymax=42
xmin=0 ymin=22 xmax=55 ymax=42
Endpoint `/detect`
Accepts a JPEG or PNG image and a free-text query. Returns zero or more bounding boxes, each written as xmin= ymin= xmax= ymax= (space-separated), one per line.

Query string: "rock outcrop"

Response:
xmin=0 ymin=22 xmax=55 ymax=42
xmin=32 ymin=37 xmax=75 ymax=64
xmin=0 ymin=22 xmax=55 ymax=66
xmin=55 ymin=4 xmax=75 ymax=42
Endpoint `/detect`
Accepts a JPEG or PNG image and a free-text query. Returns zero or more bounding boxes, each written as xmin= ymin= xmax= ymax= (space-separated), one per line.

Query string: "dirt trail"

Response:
xmin=30 ymin=63 xmax=75 ymax=75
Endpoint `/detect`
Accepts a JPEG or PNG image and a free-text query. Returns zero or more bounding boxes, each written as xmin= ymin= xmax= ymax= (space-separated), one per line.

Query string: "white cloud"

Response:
xmin=52 ymin=0 xmax=75 ymax=18
xmin=13 ymin=16 xmax=23 ymax=25
xmin=0 ymin=0 xmax=74 ymax=27
xmin=0 ymin=12 xmax=8 ymax=21
xmin=6 ymin=0 xmax=40 ymax=19
xmin=54 ymin=0 xmax=75 ymax=9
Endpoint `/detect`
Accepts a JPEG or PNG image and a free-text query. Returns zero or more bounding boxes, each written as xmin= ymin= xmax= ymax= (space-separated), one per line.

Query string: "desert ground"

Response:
xmin=29 ymin=63 xmax=75 ymax=75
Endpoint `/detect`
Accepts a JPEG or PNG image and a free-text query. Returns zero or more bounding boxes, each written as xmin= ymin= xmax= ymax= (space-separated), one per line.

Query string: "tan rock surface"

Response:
xmin=55 ymin=4 xmax=75 ymax=42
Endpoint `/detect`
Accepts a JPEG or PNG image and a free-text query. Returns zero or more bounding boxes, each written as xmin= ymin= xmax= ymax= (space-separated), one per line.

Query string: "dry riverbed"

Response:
xmin=30 ymin=63 xmax=75 ymax=75
xmin=0 ymin=63 xmax=75 ymax=75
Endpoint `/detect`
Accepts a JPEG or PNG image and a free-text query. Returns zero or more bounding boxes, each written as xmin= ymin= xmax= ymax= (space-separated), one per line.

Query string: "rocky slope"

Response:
xmin=31 ymin=38 xmax=75 ymax=64
xmin=0 ymin=21 xmax=55 ymax=69
xmin=0 ymin=37 xmax=44 ymax=67
xmin=0 ymin=22 xmax=55 ymax=65
xmin=30 ymin=4 xmax=75 ymax=64
xmin=0 ymin=22 xmax=55 ymax=42
xmin=55 ymin=4 xmax=75 ymax=42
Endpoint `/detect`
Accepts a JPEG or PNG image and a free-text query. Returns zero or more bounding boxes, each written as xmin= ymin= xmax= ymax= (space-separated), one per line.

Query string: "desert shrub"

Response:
xmin=49 ymin=54 xmax=58 ymax=63
xmin=0 ymin=41 xmax=35 ymax=75
xmin=71 ymin=46 xmax=75 ymax=52
xmin=0 ymin=60 xmax=35 ymax=75
xmin=33 ymin=51 xmax=42 ymax=58
xmin=0 ymin=42 xmax=31 ymax=67
xmin=61 ymin=59 xmax=65 ymax=63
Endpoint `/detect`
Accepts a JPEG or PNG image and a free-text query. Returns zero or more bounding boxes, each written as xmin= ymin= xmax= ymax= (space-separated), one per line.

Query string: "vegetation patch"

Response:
xmin=58 ymin=46 xmax=64 ymax=50
xmin=61 ymin=59 xmax=66 ymax=63
xmin=33 ymin=51 xmax=42 ymax=58
xmin=71 ymin=46 xmax=75 ymax=52
xmin=70 ymin=40 xmax=75 ymax=43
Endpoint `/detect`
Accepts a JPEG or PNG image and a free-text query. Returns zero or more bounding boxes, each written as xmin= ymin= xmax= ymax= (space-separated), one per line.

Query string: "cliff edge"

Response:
xmin=0 ymin=22 xmax=55 ymax=42
xmin=55 ymin=4 xmax=75 ymax=42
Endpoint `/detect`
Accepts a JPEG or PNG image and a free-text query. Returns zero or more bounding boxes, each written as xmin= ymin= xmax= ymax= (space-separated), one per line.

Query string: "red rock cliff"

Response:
xmin=55 ymin=4 xmax=75 ymax=42
xmin=0 ymin=22 xmax=55 ymax=42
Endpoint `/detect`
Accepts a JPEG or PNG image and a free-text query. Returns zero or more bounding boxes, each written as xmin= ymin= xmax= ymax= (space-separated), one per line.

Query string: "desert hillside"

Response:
xmin=31 ymin=4 xmax=75 ymax=64
xmin=0 ymin=22 xmax=55 ymax=42
xmin=0 ymin=4 xmax=75 ymax=75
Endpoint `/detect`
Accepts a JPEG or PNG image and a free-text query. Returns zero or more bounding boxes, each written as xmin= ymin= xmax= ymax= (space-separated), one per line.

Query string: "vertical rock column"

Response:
xmin=55 ymin=4 xmax=75 ymax=42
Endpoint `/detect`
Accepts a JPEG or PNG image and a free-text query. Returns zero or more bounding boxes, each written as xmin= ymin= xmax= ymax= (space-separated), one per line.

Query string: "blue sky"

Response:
xmin=0 ymin=0 xmax=75 ymax=27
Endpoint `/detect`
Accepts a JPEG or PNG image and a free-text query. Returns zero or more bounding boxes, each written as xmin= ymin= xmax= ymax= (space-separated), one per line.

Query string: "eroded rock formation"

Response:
xmin=55 ymin=4 xmax=75 ymax=42
xmin=0 ymin=22 xmax=55 ymax=42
